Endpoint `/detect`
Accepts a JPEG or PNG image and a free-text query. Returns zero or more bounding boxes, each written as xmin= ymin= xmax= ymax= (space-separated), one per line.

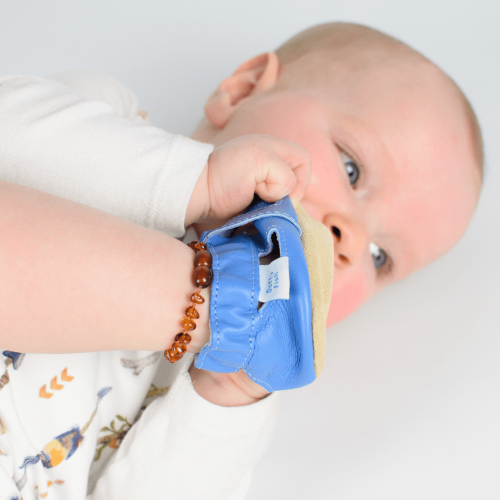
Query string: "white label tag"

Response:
xmin=258 ymin=257 xmax=290 ymax=303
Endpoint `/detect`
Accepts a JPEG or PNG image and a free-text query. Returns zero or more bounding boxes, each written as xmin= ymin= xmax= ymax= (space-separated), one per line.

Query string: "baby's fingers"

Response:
xmin=255 ymin=160 xmax=300 ymax=202
xmin=257 ymin=139 xmax=311 ymax=204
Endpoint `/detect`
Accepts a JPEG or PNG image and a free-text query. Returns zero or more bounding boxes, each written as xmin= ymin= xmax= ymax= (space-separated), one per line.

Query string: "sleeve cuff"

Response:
xmin=147 ymin=135 xmax=214 ymax=238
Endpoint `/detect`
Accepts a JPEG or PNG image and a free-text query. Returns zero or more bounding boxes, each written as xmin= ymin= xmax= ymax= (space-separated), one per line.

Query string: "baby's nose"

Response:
xmin=327 ymin=215 xmax=368 ymax=268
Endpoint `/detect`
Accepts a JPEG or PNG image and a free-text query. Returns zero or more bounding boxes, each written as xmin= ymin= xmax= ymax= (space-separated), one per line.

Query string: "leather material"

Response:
xmin=194 ymin=197 xmax=315 ymax=392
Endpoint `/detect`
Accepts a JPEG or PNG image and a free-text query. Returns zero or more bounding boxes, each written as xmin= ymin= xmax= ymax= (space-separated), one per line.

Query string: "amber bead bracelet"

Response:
xmin=164 ymin=241 xmax=213 ymax=363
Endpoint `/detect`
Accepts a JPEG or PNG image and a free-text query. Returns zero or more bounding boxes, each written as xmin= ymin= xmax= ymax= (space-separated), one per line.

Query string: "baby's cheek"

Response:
xmin=326 ymin=272 xmax=370 ymax=328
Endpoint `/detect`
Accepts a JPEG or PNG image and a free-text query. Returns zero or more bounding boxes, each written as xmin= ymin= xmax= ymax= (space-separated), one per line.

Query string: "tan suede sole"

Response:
xmin=294 ymin=203 xmax=334 ymax=377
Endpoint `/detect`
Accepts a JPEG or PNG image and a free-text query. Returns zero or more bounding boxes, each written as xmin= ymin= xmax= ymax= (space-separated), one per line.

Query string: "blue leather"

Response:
xmin=194 ymin=197 xmax=315 ymax=392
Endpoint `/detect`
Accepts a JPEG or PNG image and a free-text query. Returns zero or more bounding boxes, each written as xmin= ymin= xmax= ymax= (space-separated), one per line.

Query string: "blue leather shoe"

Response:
xmin=194 ymin=197 xmax=334 ymax=392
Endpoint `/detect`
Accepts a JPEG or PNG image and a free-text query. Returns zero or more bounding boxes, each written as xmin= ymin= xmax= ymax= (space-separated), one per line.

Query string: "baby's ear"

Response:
xmin=205 ymin=52 xmax=280 ymax=128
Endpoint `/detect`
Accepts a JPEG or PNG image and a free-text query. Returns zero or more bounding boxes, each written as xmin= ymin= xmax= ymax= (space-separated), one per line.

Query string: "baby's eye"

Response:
xmin=340 ymin=151 xmax=360 ymax=186
xmin=369 ymin=242 xmax=388 ymax=270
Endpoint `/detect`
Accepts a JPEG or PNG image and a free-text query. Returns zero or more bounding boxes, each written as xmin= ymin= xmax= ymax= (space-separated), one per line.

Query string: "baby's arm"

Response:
xmin=0 ymin=179 xmax=210 ymax=355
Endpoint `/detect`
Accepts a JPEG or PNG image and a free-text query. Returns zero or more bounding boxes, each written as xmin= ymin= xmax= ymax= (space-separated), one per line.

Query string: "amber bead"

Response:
xmin=188 ymin=241 xmax=198 ymax=251
xmin=194 ymin=249 xmax=212 ymax=268
xmin=165 ymin=343 xmax=186 ymax=362
xmin=180 ymin=317 xmax=196 ymax=331
xmin=191 ymin=292 xmax=205 ymax=304
xmin=194 ymin=242 xmax=207 ymax=252
xmin=193 ymin=266 xmax=213 ymax=288
xmin=185 ymin=306 xmax=200 ymax=319
xmin=173 ymin=343 xmax=187 ymax=355
xmin=164 ymin=348 xmax=183 ymax=363
xmin=175 ymin=332 xmax=192 ymax=345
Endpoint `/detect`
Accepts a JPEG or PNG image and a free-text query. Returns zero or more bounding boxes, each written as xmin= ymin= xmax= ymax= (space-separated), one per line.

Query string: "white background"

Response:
xmin=1 ymin=1 xmax=499 ymax=498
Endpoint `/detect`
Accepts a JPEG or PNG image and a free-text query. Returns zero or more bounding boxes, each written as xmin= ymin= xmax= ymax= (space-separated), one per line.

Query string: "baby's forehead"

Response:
xmin=279 ymin=51 xmax=464 ymax=137
xmin=377 ymin=115 xmax=478 ymax=273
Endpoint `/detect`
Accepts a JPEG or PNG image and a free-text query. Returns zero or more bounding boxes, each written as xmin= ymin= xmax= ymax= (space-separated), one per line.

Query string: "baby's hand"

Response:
xmin=189 ymin=365 xmax=269 ymax=407
xmin=186 ymin=135 xmax=311 ymax=227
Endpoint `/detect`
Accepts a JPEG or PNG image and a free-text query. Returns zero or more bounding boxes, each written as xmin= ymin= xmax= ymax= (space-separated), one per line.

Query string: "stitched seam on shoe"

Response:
xmin=281 ymin=225 xmax=288 ymax=257
xmin=243 ymin=368 xmax=273 ymax=392
xmin=247 ymin=226 xmax=288 ymax=388
xmin=233 ymin=208 xmax=291 ymax=224
xmin=224 ymin=211 xmax=294 ymax=231
xmin=197 ymin=243 xmax=219 ymax=368
xmin=203 ymin=200 xmax=300 ymax=238
xmin=235 ymin=239 xmax=256 ymax=372
xmin=245 ymin=225 xmax=288 ymax=382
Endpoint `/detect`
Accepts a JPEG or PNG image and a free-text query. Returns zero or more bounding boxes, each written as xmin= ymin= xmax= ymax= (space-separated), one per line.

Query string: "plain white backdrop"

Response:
xmin=1 ymin=1 xmax=499 ymax=498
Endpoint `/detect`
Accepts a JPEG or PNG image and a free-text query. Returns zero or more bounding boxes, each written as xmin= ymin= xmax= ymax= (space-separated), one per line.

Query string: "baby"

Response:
xmin=188 ymin=22 xmax=482 ymax=401
xmin=0 ymin=22 xmax=482 ymax=500
xmin=193 ymin=22 xmax=482 ymax=324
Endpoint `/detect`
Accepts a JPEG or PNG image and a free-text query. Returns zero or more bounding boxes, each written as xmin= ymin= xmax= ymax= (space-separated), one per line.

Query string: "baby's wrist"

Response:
xmin=185 ymin=162 xmax=210 ymax=227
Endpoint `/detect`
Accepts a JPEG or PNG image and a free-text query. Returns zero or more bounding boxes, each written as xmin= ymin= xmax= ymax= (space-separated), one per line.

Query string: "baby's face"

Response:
xmin=202 ymin=59 xmax=480 ymax=326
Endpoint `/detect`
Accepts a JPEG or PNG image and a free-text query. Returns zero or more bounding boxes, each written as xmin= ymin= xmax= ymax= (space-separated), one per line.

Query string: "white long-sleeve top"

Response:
xmin=0 ymin=70 xmax=212 ymax=238
xmin=0 ymin=72 xmax=277 ymax=500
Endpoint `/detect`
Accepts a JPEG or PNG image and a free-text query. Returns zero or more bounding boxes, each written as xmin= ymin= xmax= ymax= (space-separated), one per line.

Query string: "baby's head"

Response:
xmin=192 ymin=22 xmax=483 ymax=327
